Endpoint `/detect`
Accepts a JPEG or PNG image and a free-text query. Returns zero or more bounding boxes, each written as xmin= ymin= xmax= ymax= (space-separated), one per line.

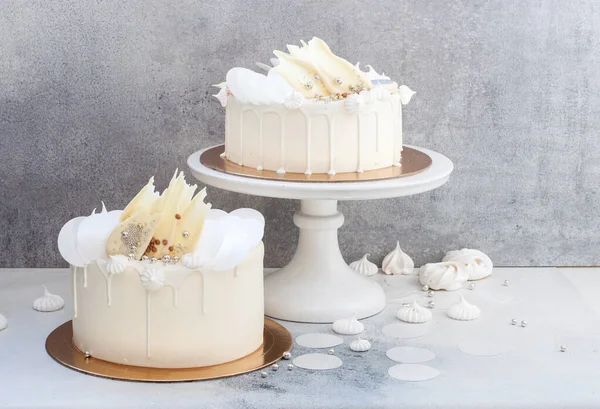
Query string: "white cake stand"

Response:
xmin=188 ymin=145 xmax=453 ymax=323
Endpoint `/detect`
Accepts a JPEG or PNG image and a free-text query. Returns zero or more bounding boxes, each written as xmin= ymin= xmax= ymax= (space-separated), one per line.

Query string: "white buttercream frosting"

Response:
xmin=181 ymin=253 xmax=203 ymax=270
xmin=332 ymin=316 xmax=365 ymax=335
xmin=140 ymin=268 xmax=165 ymax=292
xmin=284 ymin=91 xmax=305 ymax=109
xmin=397 ymin=300 xmax=432 ymax=323
xmin=349 ymin=254 xmax=378 ymax=276
xmin=349 ymin=337 xmax=371 ymax=352
xmin=447 ymin=294 xmax=481 ymax=321
xmin=33 ymin=286 xmax=65 ymax=312
xmin=0 ymin=313 xmax=6 ymax=331
xmin=106 ymin=254 xmax=129 ymax=275
xmin=442 ymin=249 xmax=493 ymax=280
xmin=382 ymin=242 xmax=414 ymax=275
xmin=366 ymin=86 xmax=391 ymax=104
xmin=419 ymin=261 xmax=469 ymax=291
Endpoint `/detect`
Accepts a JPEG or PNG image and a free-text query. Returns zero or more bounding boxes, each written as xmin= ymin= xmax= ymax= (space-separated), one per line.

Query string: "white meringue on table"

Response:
xmin=397 ymin=300 xmax=432 ymax=323
xmin=442 ymin=249 xmax=493 ymax=280
xmin=332 ymin=315 xmax=365 ymax=335
xmin=0 ymin=313 xmax=6 ymax=331
xmin=349 ymin=337 xmax=371 ymax=352
xmin=447 ymin=294 xmax=481 ymax=321
xmin=382 ymin=242 xmax=414 ymax=275
xmin=419 ymin=261 xmax=469 ymax=291
xmin=349 ymin=254 xmax=378 ymax=276
xmin=32 ymin=286 xmax=65 ymax=312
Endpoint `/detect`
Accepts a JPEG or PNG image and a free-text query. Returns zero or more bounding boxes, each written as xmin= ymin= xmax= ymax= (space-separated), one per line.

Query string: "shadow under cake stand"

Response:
xmin=188 ymin=145 xmax=453 ymax=323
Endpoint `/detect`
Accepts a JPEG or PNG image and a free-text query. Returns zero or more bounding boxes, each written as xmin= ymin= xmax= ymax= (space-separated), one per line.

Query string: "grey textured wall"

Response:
xmin=1 ymin=0 xmax=599 ymax=268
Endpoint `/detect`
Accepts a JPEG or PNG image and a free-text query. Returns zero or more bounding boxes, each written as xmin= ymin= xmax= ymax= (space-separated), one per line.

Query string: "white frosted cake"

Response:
xmin=213 ymin=37 xmax=415 ymax=175
xmin=58 ymin=171 xmax=265 ymax=368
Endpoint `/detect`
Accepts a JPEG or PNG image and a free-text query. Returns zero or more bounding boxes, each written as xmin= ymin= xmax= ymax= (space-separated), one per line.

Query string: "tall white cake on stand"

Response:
xmin=188 ymin=145 xmax=453 ymax=323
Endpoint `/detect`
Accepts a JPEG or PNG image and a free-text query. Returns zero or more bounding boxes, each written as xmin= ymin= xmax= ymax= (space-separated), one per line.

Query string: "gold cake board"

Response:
xmin=200 ymin=144 xmax=432 ymax=182
xmin=46 ymin=318 xmax=292 ymax=382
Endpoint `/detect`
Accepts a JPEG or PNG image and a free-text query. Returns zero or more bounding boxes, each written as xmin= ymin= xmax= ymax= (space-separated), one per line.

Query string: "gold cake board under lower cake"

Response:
xmin=200 ymin=144 xmax=432 ymax=182
xmin=45 ymin=318 xmax=292 ymax=382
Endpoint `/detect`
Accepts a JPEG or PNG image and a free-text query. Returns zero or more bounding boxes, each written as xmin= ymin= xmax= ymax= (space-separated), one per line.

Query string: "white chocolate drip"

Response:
xmin=83 ymin=265 xmax=88 ymax=288
xmin=146 ymin=292 xmax=152 ymax=357
xmin=72 ymin=265 xmax=78 ymax=318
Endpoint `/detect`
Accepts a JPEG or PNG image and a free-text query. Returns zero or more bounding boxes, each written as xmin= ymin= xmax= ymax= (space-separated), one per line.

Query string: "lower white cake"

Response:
xmin=72 ymin=243 xmax=265 ymax=369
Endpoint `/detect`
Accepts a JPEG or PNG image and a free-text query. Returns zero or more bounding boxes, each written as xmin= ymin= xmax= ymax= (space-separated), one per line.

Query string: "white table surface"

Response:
xmin=1 ymin=267 xmax=599 ymax=409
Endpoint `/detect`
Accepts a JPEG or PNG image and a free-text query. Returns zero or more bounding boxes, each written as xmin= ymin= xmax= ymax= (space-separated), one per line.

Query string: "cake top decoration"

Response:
xmin=58 ymin=171 xmax=264 ymax=272
xmin=215 ymin=37 xmax=413 ymax=107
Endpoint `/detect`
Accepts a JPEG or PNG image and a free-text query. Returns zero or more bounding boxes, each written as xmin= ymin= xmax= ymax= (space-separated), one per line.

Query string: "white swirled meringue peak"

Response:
xmin=447 ymin=294 xmax=481 ymax=321
xmin=283 ymin=91 xmax=305 ymax=109
xmin=442 ymin=249 xmax=493 ymax=280
xmin=105 ymin=254 xmax=129 ymax=275
xmin=382 ymin=242 xmax=414 ymax=275
xmin=33 ymin=286 xmax=65 ymax=312
xmin=419 ymin=261 xmax=470 ymax=291
xmin=349 ymin=254 xmax=378 ymax=276
xmin=396 ymin=300 xmax=432 ymax=323
xmin=139 ymin=268 xmax=165 ymax=292
xmin=0 ymin=313 xmax=6 ymax=331
xmin=332 ymin=315 xmax=365 ymax=335
xmin=349 ymin=337 xmax=371 ymax=352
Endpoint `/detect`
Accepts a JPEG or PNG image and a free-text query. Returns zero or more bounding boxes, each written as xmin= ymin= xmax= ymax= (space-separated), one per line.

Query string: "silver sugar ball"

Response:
xmin=314 ymin=75 xmax=320 ymax=80
xmin=335 ymin=77 xmax=343 ymax=84
xmin=260 ymin=371 xmax=268 ymax=378
xmin=304 ymin=82 xmax=313 ymax=90
xmin=521 ymin=320 xmax=527 ymax=327
xmin=121 ymin=231 xmax=128 ymax=238
xmin=130 ymin=246 xmax=137 ymax=252
xmin=84 ymin=351 xmax=91 ymax=359
xmin=283 ymin=351 xmax=291 ymax=360
xmin=428 ymin=300 xmax=436 ymax=309
xmin=327 ymin=349 xmax=335 ymax=355
xmin=469 ymin=283 xmax=476 ymax=290
xmin=172 ymin=256 xmax=179 ymax=263
xmin=141 ymin=255 xmax=149 ymax=261
xmin=422 ymin=285 xmax=429 ymax=292
xmin=162 ymin=255 xmax=171 ymax=263
xmin=287 ymin=364 xmax=294 ymax=370
xmin=427 ymin=290 xmax=434 ymax=297
xmin=182 ymin=231 xmax=190 ymax=238
xmin=272 ymin=363 xmax=279 ymax=371
xmin=127 ymin=253 xmax=135 ymax=260
xmin=503 ymin=280 xmax=511 ymax=286
xmin=560 ymin=345 xmax=567 ymax=352
xmin=511 ymin=318 xmax=518 ymax=325
xmin=150 ymin=257 xmax=157 ymax=263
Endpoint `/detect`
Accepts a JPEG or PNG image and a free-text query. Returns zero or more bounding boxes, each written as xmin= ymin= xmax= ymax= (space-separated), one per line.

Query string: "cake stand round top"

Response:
xmin=187 ymin=145 xmax=453 ymax=201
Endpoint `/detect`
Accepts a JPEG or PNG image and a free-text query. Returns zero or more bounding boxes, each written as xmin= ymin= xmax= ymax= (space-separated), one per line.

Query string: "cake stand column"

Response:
xmin=264 ymin=199 xmax=386 ymax=323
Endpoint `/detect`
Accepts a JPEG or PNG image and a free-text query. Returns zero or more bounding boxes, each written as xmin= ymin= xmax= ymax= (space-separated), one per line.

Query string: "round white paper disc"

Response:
xmin=293 ymin=353 xmax=343 ymax=370
xmin=295 ymin=333 xmax=343 ymax=349
xmin=382 ymin=323 xmax=431 ymax=339
xmin=388 ymin=364 xmax=440 ymax=381
xmin=386 ymin=346 xmax=435 ymax=363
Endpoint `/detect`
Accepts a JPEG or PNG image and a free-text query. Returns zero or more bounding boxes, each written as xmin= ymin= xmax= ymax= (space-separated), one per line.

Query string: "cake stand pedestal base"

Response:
xmin=264 ymin=200 xmax=385 ymax=323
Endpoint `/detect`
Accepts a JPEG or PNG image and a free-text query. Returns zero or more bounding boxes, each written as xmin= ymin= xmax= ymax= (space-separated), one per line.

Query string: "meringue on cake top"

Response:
xmin=214 ymin=37 xmax=415 ymax=175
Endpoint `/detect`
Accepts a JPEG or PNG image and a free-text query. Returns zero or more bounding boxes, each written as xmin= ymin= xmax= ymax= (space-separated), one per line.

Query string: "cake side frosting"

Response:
xmin=214 ymin=37 xmax=415 ymax=175
xmin=72 ymin=243 xmax=264 ymax=368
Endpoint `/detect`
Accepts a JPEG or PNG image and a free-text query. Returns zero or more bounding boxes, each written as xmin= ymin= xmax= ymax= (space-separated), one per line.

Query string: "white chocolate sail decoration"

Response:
xmin=106 ymin=212 xmax=162 ymax=260
xmin=447 ymin=294 xmax=481 ymax=321
xmin=274 ymin=37 xmax=372 ymax=97
xmin=33 ymin=286 xmax=65 ymax=312
xmin=119 ymin=177 xmax=159 ymax=223
xmin=171 ymin=188 xmax=210 ymax=258
xmin=349 ymin=254 xmax=378 ymax=276
xmin=382 ymin=242 xmax=414 ymax=275
xmin=419 ymin=261 xmax=470 ymax=291
xmin=397 ymin=300 xmax=432 ymax=323
xmin=442 ymin=249 xmax=493 ymax=281
xmin=226 ymin=67 xmax=294 ymax=104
